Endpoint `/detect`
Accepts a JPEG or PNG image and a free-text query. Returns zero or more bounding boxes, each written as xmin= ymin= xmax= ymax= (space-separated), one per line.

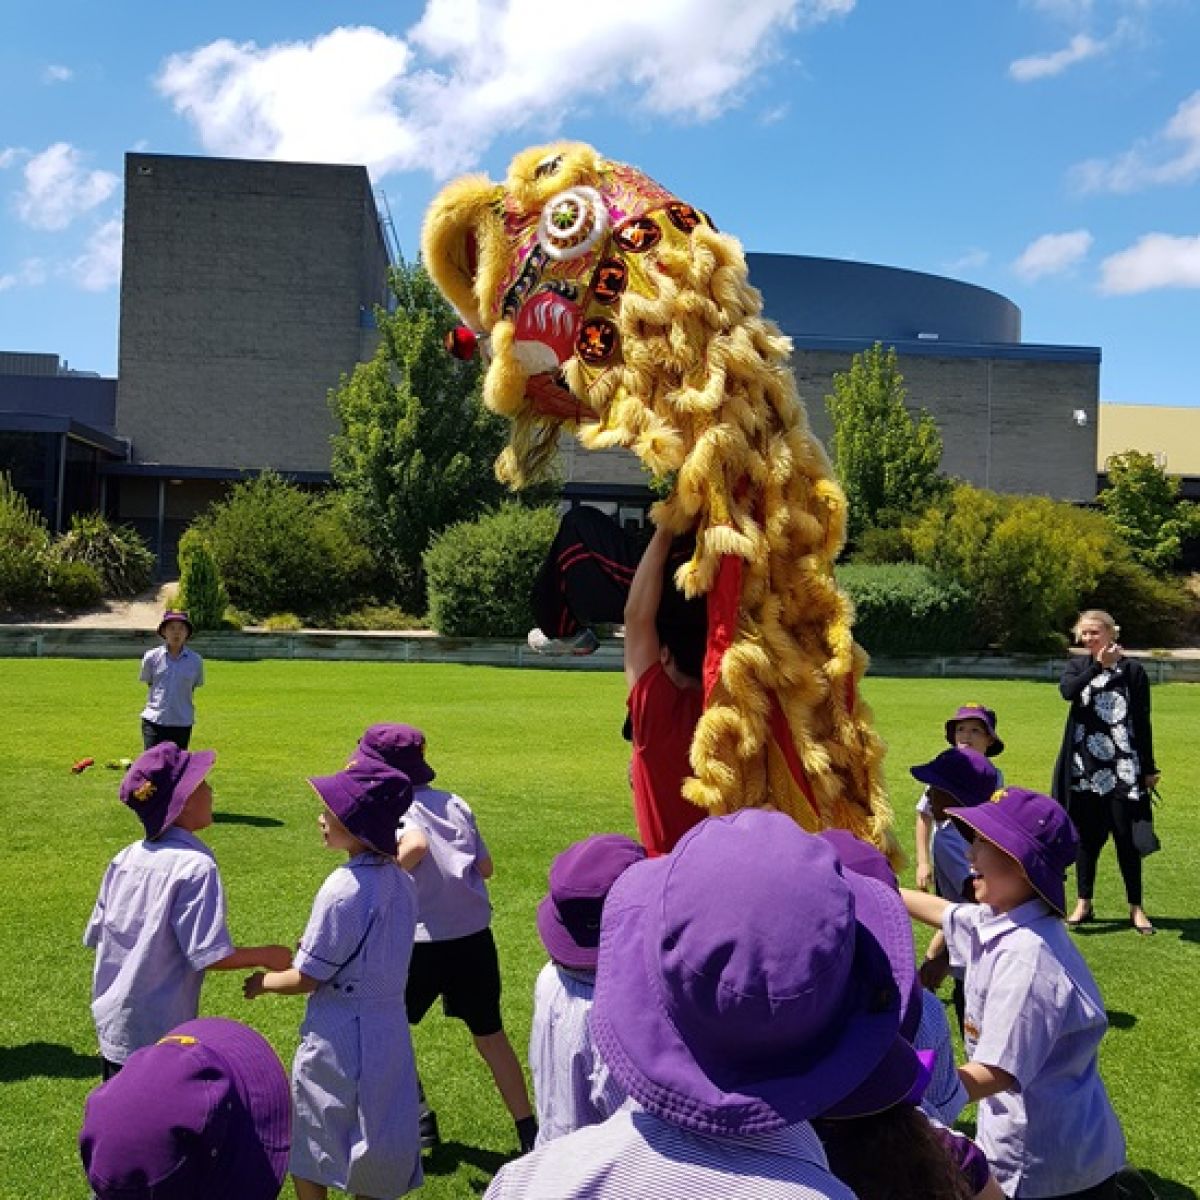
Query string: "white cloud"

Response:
xmin=944 ymin=248 xmax=990 ymax=274
xmin=70 ymin=218 xmax=124 ymax=292
xmin=1012 ymin=230 xmax=1093 ymax=280
xmin=1072 ymin=90 xmax=1200 ymax=192
xmin=1099 ymin=233 xmax=1200 ymax=294
xmin=43 ymin=64 xmax=73 ymax=84
xmin=0 ymin=147 xmax=21 ymax=169
xmin=0 ymin=259 xmax=48 ymax=291
xmin=156 ymin=1 xmax=855 ymax=179
xmin=1009 ymin=33 xmax=1103 ymax=80
xmin=14 ymin=143 xmax=119 ymax=231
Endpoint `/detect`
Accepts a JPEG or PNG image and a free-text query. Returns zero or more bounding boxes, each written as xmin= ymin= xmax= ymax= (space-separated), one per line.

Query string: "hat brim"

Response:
xmin=946 ymin=805 xmax=1068 ymax=915
xmin=157 ymin=617 xmax=193 ymax=639
xmin=819 ymin=1035 xmax=924 ymax=1119
xmin=153 ymin=750 xmax=215 ymax=840
xmin=944 ymin=717 xmax=1003 ymax=757
xmin=536 ymin=893 xmax=600 ymax=972
xmin=170 ymin=1018 xmax=290 ymax=1198
xmin=590 ymin=859 xmax=903 ymax=1135
xmin=307 ymin=776 xmax=397 ymax=856
xmin=357 ymin=744 xmax=436 ymax=786
xmin=909 ymin=763 xmax=991 ymax=808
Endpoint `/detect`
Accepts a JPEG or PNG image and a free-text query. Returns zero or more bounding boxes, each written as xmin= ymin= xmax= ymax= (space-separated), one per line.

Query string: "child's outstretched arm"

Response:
xmin=914 ymin=809 xmax=935 ymax=891
xmin=208 ymin=944 xmax=293 ymax=972
xmin=958 ymin=1061 xmax=1015 ymax=1102
xmin=243 ymin=967 xmax=319 ymax=999
xmin=901 ymin=886 xmax=952 ymax=929
xmin=396 ymin=824 xmax=430 ymax=872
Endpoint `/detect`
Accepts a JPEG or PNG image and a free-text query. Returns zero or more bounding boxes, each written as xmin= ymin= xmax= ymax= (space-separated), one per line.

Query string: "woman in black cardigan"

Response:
xmin=1053 ymin=610 xmax=1160 ymax=934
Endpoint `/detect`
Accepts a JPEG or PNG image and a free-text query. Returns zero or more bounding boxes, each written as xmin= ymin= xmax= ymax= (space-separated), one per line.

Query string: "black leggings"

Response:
xmin=1071 ymin=790 xmax=1146 ymax=907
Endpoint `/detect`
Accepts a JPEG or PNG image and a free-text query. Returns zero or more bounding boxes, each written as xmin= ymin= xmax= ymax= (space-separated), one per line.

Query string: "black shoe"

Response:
xmin=419 ymin=1109 xmax=441 ymax=1150
xmin=515 ymin=1115 xmax=538 ymax=1154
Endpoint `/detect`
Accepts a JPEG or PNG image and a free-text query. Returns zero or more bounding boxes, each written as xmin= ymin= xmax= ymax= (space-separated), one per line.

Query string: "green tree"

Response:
xmin=825 ymin=342 xmax=947 ymax=543
xmin=1097 ymin=449 xmax=1200 ymax=573
xmin=331 ymin=261 xmax=515 ymax=611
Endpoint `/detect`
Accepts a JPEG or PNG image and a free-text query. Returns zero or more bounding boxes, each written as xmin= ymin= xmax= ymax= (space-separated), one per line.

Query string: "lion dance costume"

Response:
xmin=423 ymin=142 xmax=896 ymax=857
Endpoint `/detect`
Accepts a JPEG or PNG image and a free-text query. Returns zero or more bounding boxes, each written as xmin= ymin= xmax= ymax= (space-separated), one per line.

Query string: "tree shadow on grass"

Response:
xmin=212 ymin=812 xmax=285 ymax=828
xmin=0 ymin=1042 xmax=99 ymax=1082
xmin=422 ymin=1140 xmax=510 ymax=1180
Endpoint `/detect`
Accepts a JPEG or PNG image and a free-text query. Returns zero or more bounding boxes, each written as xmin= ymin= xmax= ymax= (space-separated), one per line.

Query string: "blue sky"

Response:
xmin=3 ymin=0 xmax=1198 ymax=407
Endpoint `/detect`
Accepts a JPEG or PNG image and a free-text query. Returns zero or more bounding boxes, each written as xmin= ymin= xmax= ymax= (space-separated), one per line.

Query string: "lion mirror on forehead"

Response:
xmin=423 ymin=141 xmax=896 ymax=858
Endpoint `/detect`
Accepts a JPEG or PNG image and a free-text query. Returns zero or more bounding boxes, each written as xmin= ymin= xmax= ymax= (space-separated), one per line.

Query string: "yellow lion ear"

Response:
xmin=421 ymin=173 xmax=506 ymax=331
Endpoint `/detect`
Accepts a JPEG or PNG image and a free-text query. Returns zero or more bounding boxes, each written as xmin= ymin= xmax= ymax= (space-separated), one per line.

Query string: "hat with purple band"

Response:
xmin=590 ymin=810 xmax=910 ymax=1136
xmin=356 ymin=723 xmax=436 ymax=785
xmin=537 ymin=834 xmax=646 ymax=971
xmin=157 ymin=609 xmax=194 ymax=639
xmin=946 ymin=787 xmax=1079 ymax=916
xmin=79 ymin=1017 xmax=290 ymax=1200
xmin=944 ymin=703 xmax=1003 ymax=756
xmin=120 ymin=743 xmax=215 ymax=840
xmin=308 ymin=757 xmax=414 ymax=856
xmin=911 ymin=746 xmax=999 ymax=809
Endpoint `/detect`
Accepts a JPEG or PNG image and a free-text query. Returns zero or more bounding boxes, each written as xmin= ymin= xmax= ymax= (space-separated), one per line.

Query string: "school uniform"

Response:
xmin=943 ymin=897 xmax=1125 ymax=1198
xmin=915 ymin=986 xmax=967 ymax=1126
xmin=529 ymin=963 xmax=626 ymax=1145
xmin=84 ymin=827 xmax=234 ymax=1066
xmin=290 ymin=853 xmax=422 ymax=1198
xmin=484 ymin=1104 xmax=855 ymax=1199
xmin=139 ymin=644 xmax=204 ymax=749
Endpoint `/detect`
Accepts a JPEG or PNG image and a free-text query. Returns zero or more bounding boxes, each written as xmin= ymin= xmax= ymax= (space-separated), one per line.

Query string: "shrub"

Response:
xmin=838 ymin=564 xmax=977 ymax=655
xmin=425 ymin=504 xmax=559 ymax=637
xmin=262 ymin=612 xmax=303 ymax=631
xmin=849 ymin=520 xmax=915 ymax=565
xmin=53 ymin=512 xmax=155 ymax=598
xmin=189 ymin=474 xmax=375 ymax=620
xmin=331 ymin=605 xmax=427 ymax=631
xmin=1079 ymin=557 xmax=1193 ymax=647
xmin=177 ymin=531 xmax=229 ymax=631
xmin=46 ymin=559 xmax=103 ymax=609
xmin=0 ymin=473 xmax=52 ymax=610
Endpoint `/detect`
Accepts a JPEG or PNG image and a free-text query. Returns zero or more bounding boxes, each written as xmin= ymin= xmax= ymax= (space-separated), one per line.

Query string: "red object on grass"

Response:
xmin=72 ymin=757 xmax=96 ymax=774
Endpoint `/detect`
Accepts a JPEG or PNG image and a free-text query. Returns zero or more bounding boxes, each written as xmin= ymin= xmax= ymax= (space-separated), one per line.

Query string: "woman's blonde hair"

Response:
xmin=1073 ymin=609 xmax=1120 ymax=640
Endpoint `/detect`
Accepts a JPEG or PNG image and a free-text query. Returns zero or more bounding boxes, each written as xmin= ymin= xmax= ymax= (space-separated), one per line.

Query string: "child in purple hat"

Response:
xmin=529 ymin=834 xmax=644 ymax=1145
xmin=84 ymin=744 xmax=292 ymax=1078
xmin=358 ymin=722 xmax=538 ymax=1155
xmin=485 ymin=810 xmax=915 ymax=1200
xmin=79 ymin=1016 xmax=290 ymax=1200
xmin=139 ymin=609 xmax=204 ymax=750
xmin=902 ymin=788 xmax=1127 ymax=1200
xmin=909 ymin=745 xmax=1001 ymax=1034
xmin=244 ymin=758 xmax=423 ymax=1200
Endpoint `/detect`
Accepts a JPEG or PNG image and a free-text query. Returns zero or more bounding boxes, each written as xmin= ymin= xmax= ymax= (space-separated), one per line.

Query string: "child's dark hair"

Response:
xmin=815 ymin=1108 xmax=974 ymax=1200
xmin=656 ymin=617 xmax=706 ymax=681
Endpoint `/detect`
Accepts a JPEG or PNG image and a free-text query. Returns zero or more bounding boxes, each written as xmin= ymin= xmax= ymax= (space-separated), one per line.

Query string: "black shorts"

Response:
xmin=405 ymin=927 xmax=503 ymax=1037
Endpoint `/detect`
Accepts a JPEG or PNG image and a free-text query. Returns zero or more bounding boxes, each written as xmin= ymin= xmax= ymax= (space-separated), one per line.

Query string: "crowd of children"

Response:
xmin=77 ymin=607 xmax=1151 ymax=1199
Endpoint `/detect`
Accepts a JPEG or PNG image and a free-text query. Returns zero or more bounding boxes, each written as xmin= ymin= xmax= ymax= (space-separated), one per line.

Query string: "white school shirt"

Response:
xmin=943 ymin=898 xmax=1126 ymax=1197
xmin=84 ymin=828 xmax=234 ymax=1063
xmin=529 ymin=962 xmax=626 ymax=1145
xmin=915 ymin=987 xmax=968 ymax=1126
xmin=140 ymin=645 xmax=204 ymax=727
xmin=406 ymin=785 xmax=492 ymax=942
xmin=484 ymin=1104 xmax=855 ymax=1200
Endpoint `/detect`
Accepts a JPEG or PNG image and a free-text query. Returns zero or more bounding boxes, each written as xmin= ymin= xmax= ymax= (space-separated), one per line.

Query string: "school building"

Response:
xmin=5 ymin=149 xmax=1189 ymax=569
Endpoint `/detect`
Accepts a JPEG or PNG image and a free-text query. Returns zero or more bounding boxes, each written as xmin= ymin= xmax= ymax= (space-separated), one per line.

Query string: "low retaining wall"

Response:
xmin=2 ymin=625 xmax=1197 ymax=682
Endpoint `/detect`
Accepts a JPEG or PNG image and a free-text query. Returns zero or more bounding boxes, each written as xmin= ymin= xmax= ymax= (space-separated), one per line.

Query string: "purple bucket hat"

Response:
xmin=157 ymin=609 xmax=194 ymax=639
xmin=119 ymin=743 xmax=215 ymax=840
xmin=590 ymin=810 xmax=908 ymax=1136
xmin=309 ymin=758 xmax=413 ymax=856
xmin=79 ymin=1017 xmax=290 ymax=1200
xmin=356 ymin=723 xmax=436 ymax=785
xmin=537 ymin=834 xmax=646 ymax=971
xmin=946 ymin=787 xmax=1080 ymax=916
xmin=911 ymin=746 xmax=999 ymax=809
xmin=945 ymin=703 xmax=1004 ymax=756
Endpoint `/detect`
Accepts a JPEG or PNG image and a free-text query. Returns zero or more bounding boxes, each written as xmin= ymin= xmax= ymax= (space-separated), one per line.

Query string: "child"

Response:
xmin=910 ymin=745 xmax=1001 ymax=1032
xmin=915 ymin=704 xmax=1004 ymax=894
xmin=356 ymin=723 xmax=537 ymax=1154
xmin=84 ymin=743 xmax=291 ymax=1077
xmin=530 ymin=834 xmax=643 ymax=1144
xmin=244 ymin=757 xmax=422 ymax=1200
xmin=139 ymin=609 xmax=204 ymax=750
xmin=486 ymin=811 xmax=910 ymax=1199
xmin=79 ymin=1016 xmax=290 ymax=1200
xmin=902 ymin=787 xmax=1127 ymax=1199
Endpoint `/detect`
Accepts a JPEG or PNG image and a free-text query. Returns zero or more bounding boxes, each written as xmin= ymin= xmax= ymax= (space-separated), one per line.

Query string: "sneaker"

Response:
xmin=419 ymin=1108 xmax=441 ymax=1151
xmin=526 ymin=627 xmax=598 ymax=657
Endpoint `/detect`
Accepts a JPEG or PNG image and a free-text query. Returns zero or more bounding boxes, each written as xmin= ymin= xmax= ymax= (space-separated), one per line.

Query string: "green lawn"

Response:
xmin=0 ymin=660 xmax=1197 ymax=1199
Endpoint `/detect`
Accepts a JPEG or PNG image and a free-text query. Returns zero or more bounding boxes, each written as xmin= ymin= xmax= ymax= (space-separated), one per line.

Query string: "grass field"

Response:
xmin=0 ymin=659 xmax=1197 ymax=1199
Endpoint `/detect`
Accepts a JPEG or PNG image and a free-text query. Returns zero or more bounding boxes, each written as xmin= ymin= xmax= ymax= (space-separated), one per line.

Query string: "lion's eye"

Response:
xmin=534 ymin=154 xmax=563 ymax=180
xmin=536 ymin=187 xmax=608 ymax=262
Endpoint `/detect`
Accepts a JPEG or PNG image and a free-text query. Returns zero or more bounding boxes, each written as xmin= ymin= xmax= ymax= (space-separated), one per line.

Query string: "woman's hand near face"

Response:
xmin=1098 ymin=641 xmax=1122 ymax=668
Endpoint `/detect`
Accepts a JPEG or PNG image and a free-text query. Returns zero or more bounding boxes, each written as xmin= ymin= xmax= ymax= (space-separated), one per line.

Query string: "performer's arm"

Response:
xmin=624 ymin=524 xmax=673 ymax=689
